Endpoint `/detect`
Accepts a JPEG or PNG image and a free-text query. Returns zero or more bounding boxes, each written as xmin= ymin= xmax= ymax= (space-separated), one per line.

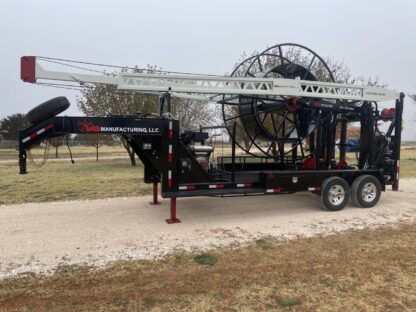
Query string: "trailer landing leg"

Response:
xmin=149 ymin=182 xmax=161 ymax=205
xmin=166 ymin=198 xmax=181 ymax=224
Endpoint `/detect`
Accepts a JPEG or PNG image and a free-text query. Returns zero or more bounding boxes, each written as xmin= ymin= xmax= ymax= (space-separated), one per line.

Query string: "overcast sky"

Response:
xmin=1 ymin=0 xmax=416 ymax=139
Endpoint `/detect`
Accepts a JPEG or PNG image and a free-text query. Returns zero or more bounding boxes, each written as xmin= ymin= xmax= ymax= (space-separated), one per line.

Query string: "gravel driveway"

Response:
xmin=1 ymin=179 xmax=416 ymax=279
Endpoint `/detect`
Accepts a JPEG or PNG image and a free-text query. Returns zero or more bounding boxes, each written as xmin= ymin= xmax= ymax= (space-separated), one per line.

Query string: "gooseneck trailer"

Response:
xmin=18 ymin=43 xmax=404 ymax=223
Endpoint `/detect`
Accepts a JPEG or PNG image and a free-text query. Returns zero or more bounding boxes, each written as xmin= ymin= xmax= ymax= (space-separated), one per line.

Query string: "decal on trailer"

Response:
xmin=78 ymin=118 xmax=160 ymax=134
xmin=78 ymin=119 xmax=100 ymax=132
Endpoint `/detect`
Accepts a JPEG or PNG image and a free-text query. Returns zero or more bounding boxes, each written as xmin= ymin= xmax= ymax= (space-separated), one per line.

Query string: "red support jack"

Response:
xmin=166 ymin=197 xmax=181 ymax=224
xmin=149 ymin=182 xmax=161 ymax=205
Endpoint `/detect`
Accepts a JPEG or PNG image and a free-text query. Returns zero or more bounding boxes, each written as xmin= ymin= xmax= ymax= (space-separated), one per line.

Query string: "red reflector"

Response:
xmin=209 ymin=184 xmax=225 ymax=189
xmin=179 ymin=185 xmax=196 ymax=190
xmin=267 ymin=188 xmax=281 ymax=193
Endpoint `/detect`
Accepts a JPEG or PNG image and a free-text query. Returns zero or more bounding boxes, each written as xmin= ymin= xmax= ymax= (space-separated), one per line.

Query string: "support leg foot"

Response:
xmin=149 ymin=182 xmax=161 ymax=205
xmin=166 ymin=218 xmax=181 ymax=224
xmin=166 ymin=198 xmax=181 ymax=224
xmin=149 ymin=201 xmax=161 ymax=205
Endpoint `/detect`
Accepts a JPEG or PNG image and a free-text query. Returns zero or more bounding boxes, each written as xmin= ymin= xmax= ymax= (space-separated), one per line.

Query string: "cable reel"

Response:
xmin=222 ymin=43 xmax=335 ymax=159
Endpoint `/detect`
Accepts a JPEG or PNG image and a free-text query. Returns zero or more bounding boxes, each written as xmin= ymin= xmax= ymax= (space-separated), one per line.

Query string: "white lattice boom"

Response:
xmin=23 ymin=57 xmax=399 ymax=102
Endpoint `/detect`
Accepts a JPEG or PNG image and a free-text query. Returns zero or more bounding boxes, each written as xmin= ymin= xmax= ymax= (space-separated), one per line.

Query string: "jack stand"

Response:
xmin=393 ymin=180 xmax=399 ymax=191
xmin=149 ymin=182 xmax=161 ymax=205
xmin=19 ymin=149 xmax=27 ymax=174
xmin=166 ymin=198 xmax=181 ymax=224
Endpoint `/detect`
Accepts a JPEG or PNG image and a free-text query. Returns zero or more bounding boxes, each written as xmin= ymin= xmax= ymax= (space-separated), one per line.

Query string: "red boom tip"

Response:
xmin=20 ymin=56 xmax=36 ymax=83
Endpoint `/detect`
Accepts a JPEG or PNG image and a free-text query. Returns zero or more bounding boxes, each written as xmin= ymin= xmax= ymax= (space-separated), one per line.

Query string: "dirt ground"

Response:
xmin=1 ymin=179 xmax=415 ymax=279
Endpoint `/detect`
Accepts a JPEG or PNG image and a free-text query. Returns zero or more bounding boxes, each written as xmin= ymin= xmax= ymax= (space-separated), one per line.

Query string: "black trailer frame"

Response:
xmin=18 ymin=93 xmax=405 ymax=223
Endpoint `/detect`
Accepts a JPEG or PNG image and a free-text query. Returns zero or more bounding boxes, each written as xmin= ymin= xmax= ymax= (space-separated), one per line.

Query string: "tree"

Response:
xmin=81 ymin=133 xmax=113 ymax=162
xmin=77 ymin=66 xmax=217 ymax=166
xmin=0 ymin=113 xmax=30 ymax=141
xmin=49 ymin=136 xmax=64 ymax=158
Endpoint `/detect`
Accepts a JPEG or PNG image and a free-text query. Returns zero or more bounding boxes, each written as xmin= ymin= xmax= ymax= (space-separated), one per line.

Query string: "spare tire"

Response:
xmin=26 ymin=97 xmax=70 ymax=125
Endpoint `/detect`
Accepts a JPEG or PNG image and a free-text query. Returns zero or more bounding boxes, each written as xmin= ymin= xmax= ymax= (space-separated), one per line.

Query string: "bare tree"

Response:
xmin=82 ymin=134 xmax=113 ymax=162
xmin=49 ymin=136 xmax=64 ymax=159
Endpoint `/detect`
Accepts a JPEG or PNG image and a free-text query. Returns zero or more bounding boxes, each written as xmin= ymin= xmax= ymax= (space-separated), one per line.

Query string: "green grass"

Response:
xmin=1 ymin=223 xmax=415 ymax=311
xmin=0 ymin=147 xmax=415 ymax=205
xmin=0 ymin=145 xmax=128 ymax=160
xmin=280 ymin=298 xmax=298 ymax=308
xmin=193 ymin=253 xmax=218 ymax=266
xmin=255 ymin=238 xmax=273 ymax=250
xmin=0 ymin=159 xmax=151 ymax=205
xmin=400 ymin=159 xmax=416 ymax=178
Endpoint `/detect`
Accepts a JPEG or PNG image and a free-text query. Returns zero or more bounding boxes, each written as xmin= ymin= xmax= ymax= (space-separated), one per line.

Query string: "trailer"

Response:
xmin=18 ymin=43 xmax=404 ymax=223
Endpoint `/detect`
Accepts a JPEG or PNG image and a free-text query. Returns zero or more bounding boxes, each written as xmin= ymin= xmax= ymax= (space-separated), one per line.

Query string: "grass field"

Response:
xmin=0 ymin=159 xmax=151 ymax=205
xmin=1 ymin=147 xmax=415 ymax=311
xmin=0 ymin=223 xmax=415 ymax=311
xmin=0 ymin=145 xmax=128 ymax=160
xmin=1 ymin=146 xmax=416 ymax=205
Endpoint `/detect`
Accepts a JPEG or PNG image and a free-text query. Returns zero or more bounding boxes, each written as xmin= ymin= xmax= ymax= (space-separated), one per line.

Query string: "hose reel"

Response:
xmin=222 ymin=43 xmax=335 ymax=158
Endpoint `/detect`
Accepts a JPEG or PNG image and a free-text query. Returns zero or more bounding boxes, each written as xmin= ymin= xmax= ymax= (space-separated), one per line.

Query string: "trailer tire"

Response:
xmin=350 ymin=175 xmax=381 ymax=208
xmin=320 ymin=177 xmax=350 ymax=211
xmin=26 ymin=97 xmax=70 ymax=125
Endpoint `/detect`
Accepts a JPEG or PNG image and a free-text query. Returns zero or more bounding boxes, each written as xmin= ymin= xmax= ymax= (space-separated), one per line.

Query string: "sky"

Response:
xmin=1 ymin=0 xmax=416 ymax=139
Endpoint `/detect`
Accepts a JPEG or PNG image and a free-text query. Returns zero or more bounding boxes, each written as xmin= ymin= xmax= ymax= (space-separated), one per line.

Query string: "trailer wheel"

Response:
xmin=320 ymin=177 xmax=350 ymax=211
xmin=26 ymin=97 xmax=70 ymax=125
xmin=351 ymin=175 xmax=381 ymax=208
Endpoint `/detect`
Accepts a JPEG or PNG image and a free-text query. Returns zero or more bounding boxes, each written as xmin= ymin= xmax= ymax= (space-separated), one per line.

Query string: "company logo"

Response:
xmin=78 ymin=118 xmax=100 ymax=133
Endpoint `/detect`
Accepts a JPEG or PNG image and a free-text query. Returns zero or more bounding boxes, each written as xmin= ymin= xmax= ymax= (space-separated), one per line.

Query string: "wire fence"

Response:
xmin=0 ymin=140 xmax=18 ymax=148
xmin=0 ymin=140 xmax=124 ymax=149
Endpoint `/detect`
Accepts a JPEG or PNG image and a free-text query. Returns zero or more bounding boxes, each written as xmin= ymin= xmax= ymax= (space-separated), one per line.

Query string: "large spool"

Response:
xmin=222 ymin=43 xmax=335 ymax=158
